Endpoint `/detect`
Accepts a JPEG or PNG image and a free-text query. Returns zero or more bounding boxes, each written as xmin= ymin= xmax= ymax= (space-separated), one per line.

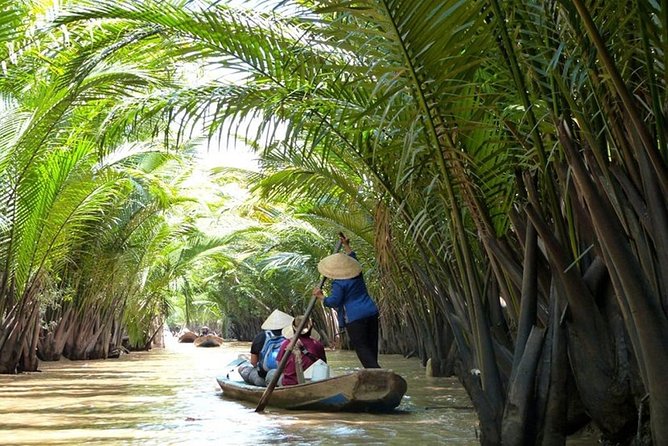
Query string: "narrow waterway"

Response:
xmin=0 ymin=336 xmax=479 ymax=445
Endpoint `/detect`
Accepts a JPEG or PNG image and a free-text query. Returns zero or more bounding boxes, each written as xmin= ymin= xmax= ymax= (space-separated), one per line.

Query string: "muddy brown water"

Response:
xmin=0 ymin=335 xmax=483 ymax=445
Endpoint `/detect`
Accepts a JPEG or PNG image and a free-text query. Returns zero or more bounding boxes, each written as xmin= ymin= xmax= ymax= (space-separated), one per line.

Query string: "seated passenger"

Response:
xmin=238 ymin=309 xmax=293 ymax=386
xmin=276 ymin=315 xmax=327 ymax=386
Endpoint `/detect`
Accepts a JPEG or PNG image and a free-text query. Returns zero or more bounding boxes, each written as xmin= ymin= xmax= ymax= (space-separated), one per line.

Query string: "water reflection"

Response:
xmin=0 ymin=338 xmax=479 ymax=445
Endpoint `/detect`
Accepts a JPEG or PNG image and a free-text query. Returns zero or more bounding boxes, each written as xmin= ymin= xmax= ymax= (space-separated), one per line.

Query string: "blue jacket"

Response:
xmin=323 ymin=253 xmax=379 ymax=325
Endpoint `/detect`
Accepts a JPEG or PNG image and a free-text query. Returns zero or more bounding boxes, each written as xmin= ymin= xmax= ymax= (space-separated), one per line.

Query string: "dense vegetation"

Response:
xmin=1 ymin=1 xmax=666 ymax=444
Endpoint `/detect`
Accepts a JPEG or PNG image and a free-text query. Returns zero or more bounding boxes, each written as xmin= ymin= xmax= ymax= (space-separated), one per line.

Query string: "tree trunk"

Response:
xmin=38 ymin=306 xmax=74 ymax=361
xmin=501 ymin=326 xmax=545 ymax=445
xmin=65 ymin=309 xmax=102 ymax=360
xmin=559 ymin=122 xmax=668 ymax=444
xmin=0 ymin=297 xmax=40 ymax=373
xmin=455 ymin=357 xmax=502 ymax=446
xmin=18 ymin=303 xmax=41 ymax=372
xmin=540 ymin=295 xmax=568 ymax=446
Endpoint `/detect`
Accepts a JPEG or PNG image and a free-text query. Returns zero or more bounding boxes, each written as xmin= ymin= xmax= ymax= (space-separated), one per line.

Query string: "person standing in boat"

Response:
xmin=239 ymin=309 xmax=293 ymax=386
xmin=313 ymin=234 xmax=381 ymax=369
xmin=276 ymin=315 xmax=327 ymax=386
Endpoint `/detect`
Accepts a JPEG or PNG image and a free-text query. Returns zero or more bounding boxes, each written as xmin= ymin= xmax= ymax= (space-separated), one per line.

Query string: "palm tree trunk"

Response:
xmin=559 ymin=121 xmax=668 ymax=443
xmin=501 ymin=326 xmax=545 ymax=445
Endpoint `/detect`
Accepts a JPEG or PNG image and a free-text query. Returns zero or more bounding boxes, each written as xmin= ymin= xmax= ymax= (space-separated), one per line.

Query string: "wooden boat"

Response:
xmin=178 ymin=331 xmax=198 ymax=343
xmin=216 ymin=368 xmax=407 ymax=412
xmin=194 ymin=334 xmax=224 ymax=347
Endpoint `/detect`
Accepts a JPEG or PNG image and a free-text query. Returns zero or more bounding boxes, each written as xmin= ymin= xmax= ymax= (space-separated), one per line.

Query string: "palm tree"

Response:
xmin=37 ymin=0 xmax=668 ymax=443
xmin=0 ymin=0 xmax=206 ymax=369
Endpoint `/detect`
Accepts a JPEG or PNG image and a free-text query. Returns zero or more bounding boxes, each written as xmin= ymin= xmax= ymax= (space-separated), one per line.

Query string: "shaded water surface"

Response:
xmin=0 ymin=337 xmax=478 ymax=445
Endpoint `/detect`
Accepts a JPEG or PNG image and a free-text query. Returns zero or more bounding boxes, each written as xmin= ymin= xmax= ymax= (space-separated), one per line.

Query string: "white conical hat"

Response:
xmin=261 ymin=309 xmax=294 ymax=330
xmin=317 ymin=253 xmax=362 ymax=280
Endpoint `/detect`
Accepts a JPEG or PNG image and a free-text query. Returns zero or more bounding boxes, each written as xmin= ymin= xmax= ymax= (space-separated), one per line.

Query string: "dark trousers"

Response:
xmin=346 ymin=314 xmax=380 ymax=368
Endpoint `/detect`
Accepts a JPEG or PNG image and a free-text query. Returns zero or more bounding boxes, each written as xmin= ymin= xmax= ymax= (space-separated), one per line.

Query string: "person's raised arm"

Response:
xmin=339 ymin=233 xmax=353 ymax=255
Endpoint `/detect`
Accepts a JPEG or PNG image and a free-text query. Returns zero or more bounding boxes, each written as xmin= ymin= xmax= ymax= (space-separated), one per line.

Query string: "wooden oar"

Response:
xmin=255 ymin=235 xmax=344 ymax=412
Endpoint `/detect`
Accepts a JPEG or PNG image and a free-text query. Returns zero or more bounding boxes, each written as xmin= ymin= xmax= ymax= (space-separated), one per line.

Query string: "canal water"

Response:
xmin=0 ymin=336 xmax=479 ymax=445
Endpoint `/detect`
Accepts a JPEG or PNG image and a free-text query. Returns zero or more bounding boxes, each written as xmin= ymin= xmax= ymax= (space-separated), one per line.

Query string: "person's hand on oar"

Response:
xmin=338 ymin=232 xmax=352 ymax=254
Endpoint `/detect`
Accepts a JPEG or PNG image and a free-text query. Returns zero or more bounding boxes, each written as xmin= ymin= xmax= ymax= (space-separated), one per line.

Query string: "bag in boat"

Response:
xmin=224 ymin=357 xmax=249 ymax=382
xmin=304 ymin=359 xmax=330 ymax=381
xmin=259 ymin=331 xmax=286 ymax=372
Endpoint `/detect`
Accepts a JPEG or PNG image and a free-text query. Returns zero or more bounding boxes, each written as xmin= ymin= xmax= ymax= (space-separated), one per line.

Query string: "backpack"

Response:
xmin=259 ymin=331 xmax=286 ymax=372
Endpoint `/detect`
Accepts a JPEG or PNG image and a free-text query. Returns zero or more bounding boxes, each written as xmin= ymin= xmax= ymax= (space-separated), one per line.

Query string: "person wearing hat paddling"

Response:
xmin=313 ymin=234 xmax=381 ymax=369
xmin=275 ymin=315 xmax=327 ymax=386
xmin=239 ymin=309 xmax=293 ymax=386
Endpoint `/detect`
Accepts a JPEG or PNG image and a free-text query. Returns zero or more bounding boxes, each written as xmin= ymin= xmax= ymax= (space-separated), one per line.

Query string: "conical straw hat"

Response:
xmin=282 ymin=316 xmax=321 ymax=340
xmin=317 ymin=253 xmax=362 ymax=280
xmin=261 ymin=309 xmax=294 ymax=330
